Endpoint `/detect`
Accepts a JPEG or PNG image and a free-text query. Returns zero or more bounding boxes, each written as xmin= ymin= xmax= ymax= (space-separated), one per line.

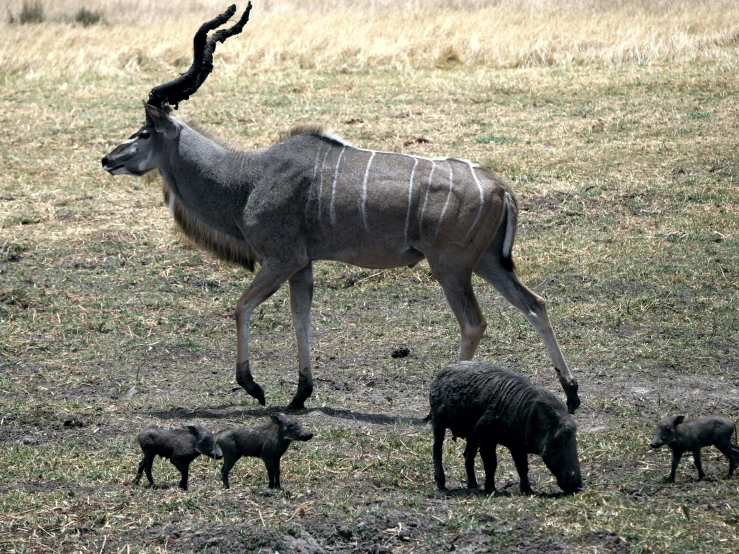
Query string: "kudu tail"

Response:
xmin=500 ymin=191 xmax=518 ymax=272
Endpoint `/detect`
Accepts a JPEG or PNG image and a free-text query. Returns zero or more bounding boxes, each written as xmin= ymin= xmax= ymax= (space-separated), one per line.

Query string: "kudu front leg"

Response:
xmin=235 ymin=261 xmax=300 ymax=405
xmin=288 ymin=262 xmax=314 ymax=410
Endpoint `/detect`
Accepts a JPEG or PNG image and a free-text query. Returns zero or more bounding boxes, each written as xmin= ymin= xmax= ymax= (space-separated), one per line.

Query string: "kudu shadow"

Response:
xmin=148 ymin=403 xmax=429 ymax=427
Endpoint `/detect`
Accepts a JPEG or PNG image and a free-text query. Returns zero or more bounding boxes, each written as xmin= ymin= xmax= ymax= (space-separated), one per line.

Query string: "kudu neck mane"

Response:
xmin=160 ymin=118 xmax=255 ymax=271
xmin=160 ymin=119 xmax=342 ymax=273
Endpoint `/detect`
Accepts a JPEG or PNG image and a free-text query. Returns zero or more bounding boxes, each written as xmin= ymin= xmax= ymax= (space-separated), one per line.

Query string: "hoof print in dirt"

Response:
xmin=391 ymin=347 xmax=410 ymax=358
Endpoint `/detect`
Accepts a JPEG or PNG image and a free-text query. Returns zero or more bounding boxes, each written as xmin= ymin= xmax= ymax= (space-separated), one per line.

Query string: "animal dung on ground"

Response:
xmin=217 ymin=413 xmax=313 ymax=489
xmin=429 ymin=361 xmax=582 ymax=495
xmin=650 ymin=414 xmax=739 ymax=482
xmin=391 ymin=347 xmax=410 ymax=358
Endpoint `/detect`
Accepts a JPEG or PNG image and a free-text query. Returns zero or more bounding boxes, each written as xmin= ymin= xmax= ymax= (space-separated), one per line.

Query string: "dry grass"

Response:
xmin=2 ymin=0 xmax=739 ymax=77
xmin=1 ymin=0 xmax=739 ymax=552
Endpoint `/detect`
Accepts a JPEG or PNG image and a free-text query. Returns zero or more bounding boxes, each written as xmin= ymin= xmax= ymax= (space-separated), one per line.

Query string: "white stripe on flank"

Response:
xmin=419 ymin=160 xmax=436 ymax=224
xmin=404 ymin=158 xmax=419 ymax=243
xmin=318 ymin=147 xmax=331 ymax=220
xmin=312 ymin=147 xmax=322 ymax=180
xmin=330 ymin=146 xmax=346 ymax=225
xmin=464 ymin=162 xmax=485 ymax=239
xmin=503 ymin=191 xmax=514 ymax=258
xmin=361 ymin=151 xmax=376 ymax=230
xmin=306 ymin=146 xmax=323 ymax=212
xmin=436 ymin=161 xmax=454 ymax=236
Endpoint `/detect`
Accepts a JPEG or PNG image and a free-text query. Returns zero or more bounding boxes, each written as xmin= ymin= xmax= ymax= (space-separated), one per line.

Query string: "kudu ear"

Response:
xmin=142 ymin=100 xmax=179 ymax=139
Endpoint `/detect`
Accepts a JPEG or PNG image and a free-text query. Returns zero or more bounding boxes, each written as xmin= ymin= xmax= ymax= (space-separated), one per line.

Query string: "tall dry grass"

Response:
xmin=1 ymin=0 xmax=739 ymax=76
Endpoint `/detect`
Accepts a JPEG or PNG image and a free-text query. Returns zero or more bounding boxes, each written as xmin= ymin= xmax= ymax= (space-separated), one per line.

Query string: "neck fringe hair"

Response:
xmin=163 ymin=187 xmax=261 ymax=272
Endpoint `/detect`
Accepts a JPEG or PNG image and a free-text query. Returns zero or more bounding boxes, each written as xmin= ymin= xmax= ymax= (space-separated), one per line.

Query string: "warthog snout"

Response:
xmin=557 ymin=469 xmax=583 ymax=493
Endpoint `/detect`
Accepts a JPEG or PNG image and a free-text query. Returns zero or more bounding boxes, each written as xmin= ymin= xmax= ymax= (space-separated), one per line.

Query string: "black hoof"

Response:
xmin=566 ymin=380 xmax=580 ymax=414
xmin=236 ymin=360 xmax=266 ymax=405
xmin=288 ymin=372 xmax=313 ymax=410
xmin=288 ymin=398 xmax=306 ymax=410
xmin=247 ymin=384 xmax=266 ymax=406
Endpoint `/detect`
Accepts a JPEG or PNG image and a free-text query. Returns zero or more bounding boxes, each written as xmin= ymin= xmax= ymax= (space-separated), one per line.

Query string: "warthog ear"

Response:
xmin=552 ymin=421 xmax=576 ymax=448
xmin=673 ymin=415 xmax=685 ymax=426
xmin=186 ymin=424 xmax=202 ymax=437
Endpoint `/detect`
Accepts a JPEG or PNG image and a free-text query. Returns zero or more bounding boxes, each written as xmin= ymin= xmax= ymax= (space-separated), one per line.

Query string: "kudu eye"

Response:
xmin=139 ymin=130 xmax=151 ymax=139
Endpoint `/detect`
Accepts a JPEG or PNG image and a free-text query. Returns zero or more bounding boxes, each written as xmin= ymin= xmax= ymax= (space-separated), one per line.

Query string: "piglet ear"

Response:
xmin=270 ymin=415 xmax=282 ymax=425
xmin=187 ymin=424 xmax=201 ymax=437
xmin=674 ymin=415 xmax=685 ymax=425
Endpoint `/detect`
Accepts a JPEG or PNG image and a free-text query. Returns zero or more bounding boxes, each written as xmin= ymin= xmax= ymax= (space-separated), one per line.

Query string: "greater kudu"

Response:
xmin=101 ymin=3 xmax=580 ymax=413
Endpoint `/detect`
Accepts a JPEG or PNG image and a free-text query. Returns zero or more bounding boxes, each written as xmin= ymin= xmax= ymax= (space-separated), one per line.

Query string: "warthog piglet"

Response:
xmin=429 ymin=361 xmax=582 ymax=495
xmin=134 ymin=424 xmax=222 ymax=490
xmin=217 ymin=413 xmax=313 ymax=489
xmin=650 ymin=414 xmax=739 ymax=481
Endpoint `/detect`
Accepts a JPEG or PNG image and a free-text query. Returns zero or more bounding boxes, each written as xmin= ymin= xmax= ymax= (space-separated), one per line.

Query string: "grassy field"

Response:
xmin=1 ymin=0 xmax=739 ymax=552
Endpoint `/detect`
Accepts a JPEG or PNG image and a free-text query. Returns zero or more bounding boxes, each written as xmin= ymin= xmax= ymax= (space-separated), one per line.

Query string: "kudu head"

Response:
xmin=101 ymin=3 xmax=252 ymax=176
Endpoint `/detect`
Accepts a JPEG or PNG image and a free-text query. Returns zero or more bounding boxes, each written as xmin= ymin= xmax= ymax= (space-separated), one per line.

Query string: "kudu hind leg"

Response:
xmin=288 ymin=262 xmax=314 ymax=409
xmin=235 ymin=261 xmax=305 ymax=405
xmin=475 ymin=256 xmax=580 ymax=413
xmin=430 ymin=264 xmax=487 ymax=361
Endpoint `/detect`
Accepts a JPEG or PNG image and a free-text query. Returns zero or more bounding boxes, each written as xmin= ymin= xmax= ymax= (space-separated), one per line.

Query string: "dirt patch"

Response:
xmin=581 ymin=530 xmax=631 ymax=553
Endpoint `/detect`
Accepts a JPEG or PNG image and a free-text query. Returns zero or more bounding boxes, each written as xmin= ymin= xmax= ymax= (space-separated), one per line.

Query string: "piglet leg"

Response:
xmin=692 ymin=449 xmax=705 ymax=480
xmin=668 ymin=448 xmax=683 ymax=482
